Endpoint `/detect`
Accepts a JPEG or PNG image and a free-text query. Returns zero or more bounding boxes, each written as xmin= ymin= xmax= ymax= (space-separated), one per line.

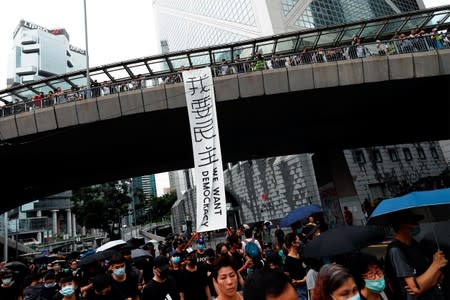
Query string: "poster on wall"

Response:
xmin=183 ymin=67 xmax=226 ymax=232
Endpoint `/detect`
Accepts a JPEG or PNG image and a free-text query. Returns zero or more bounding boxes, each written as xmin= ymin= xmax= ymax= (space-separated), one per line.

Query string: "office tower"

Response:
xmin=7 ymin=20 xmax=86 ymax=87
xmin=153 ymin=0 xmax=423 ymax=52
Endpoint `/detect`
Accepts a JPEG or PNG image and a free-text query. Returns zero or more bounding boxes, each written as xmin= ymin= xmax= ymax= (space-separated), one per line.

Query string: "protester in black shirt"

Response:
xmin=41 ymin=272 xmax=58 ymax=300
xmin=179 ymin=252 xmax=210 ymax=300
xmin=283 ymin=233 xmax=307 ymax=300
xmin=108 ymin=252 xmax=139 ymax=300
xmin=142 ymin=256 xmax=179 ymax=300
xmin=0 ymin=268 xmax=22 ymax=300
xmin=86 ymin=274 xmax=123 ymax=300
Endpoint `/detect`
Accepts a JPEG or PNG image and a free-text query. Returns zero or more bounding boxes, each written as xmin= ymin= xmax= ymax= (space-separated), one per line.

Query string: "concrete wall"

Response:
xmin=344 ymin=141 xmax=448 ymax=214
xmin=170 ymin=154 xmax=321 ymax=233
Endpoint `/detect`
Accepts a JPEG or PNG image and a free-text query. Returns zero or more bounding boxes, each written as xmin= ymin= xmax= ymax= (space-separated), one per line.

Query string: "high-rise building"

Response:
xmin=4 ymin=20 xmax=86 ymax=247
xmin=169 ymin=169 xmax=194 ymax=202
xmin=153 ymin=0 xmax=424 ymax=52
xmin=7 ymin=20 xmax=86 ymax=88
xmin=131 ymin=175 xmax=157 ymax=200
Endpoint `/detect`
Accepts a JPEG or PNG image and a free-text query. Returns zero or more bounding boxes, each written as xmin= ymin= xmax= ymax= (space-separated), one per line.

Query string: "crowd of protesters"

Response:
xmin=1 ymin=26 xmax=448 ymax=117
xmin=0 ymin=209 xmax=448 ymax=300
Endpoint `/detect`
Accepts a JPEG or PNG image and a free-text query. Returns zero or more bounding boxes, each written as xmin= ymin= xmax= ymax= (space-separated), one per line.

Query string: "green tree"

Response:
xmin=71 ymin=181 xmax=132 ymax=239
xmin=152 ymin=191 xmax=177 ymax=220
xmin=135 ymin=190 xmax=177 ymax=225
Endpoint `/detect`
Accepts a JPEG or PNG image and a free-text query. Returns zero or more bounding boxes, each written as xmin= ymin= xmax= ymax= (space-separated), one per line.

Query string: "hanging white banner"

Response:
xmin=183 ymin=67 xmax=226 ymax=233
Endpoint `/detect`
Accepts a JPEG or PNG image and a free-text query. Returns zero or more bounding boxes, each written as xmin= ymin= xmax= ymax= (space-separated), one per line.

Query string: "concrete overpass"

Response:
xmin=0 ymin=6 xmax=449 ymax=211
xmin=0 ymin=49 xmax=448 ymax=210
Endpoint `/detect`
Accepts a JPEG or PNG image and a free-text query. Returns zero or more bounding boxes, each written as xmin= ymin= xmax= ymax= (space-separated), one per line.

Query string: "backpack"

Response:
xmin=244 ymin=238 xmax=260 ymax=259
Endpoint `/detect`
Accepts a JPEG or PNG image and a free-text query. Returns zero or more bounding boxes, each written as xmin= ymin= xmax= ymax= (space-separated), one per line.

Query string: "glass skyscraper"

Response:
xmin=7 ymin=20 xmax=86 ymax=87
xmin=153 ymin=0 xmax=424 ymax=52
xmin=132 ymin=175 xmax=157 ymax=199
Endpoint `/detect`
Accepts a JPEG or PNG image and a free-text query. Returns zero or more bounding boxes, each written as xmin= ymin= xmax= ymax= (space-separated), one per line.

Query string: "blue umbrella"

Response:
xmin=367 ymin=188 xmax=450 ymax=225
xmin=279 ymin=204 xmax=321 ymax=227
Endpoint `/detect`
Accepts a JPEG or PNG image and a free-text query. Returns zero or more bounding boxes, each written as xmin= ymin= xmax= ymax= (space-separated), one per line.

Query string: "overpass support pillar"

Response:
xmin=312 ymin=151 xmax=364 ymax=226
xmin=66 ymin=209 xmax=72 ymax=237
xmin=51 ymin=210 xmax=58 ymax=237
xmin=72 ymin=214 xmax=77 ymax=237
xmin=36 ymin=210 xmax=42 ymax=243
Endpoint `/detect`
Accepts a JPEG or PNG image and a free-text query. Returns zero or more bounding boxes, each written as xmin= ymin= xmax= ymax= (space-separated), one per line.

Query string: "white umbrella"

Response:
xmin=96 ymin=239 xmax=126 ymax=252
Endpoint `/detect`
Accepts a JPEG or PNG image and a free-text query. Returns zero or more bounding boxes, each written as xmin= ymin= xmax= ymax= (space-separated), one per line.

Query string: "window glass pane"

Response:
xmin=103 ymin=67 xmax=129 ymax=81
xmin=379 ymin=19 xmax=406 ymax=36
xmin=212 ymin=49 xmax=232 ymax=64
xmin=275 ymin=37 xmax=298 ymax=53
xmin=297 ymin=34 xmax=318 ymax=50
xmin=402 ymin=15 xmax=428 ymax=32
xmin=359 ymin=22 xmax=385 ymax=39
xmin=425 ymin=11 xmax=450 ymax=27
xmin=128 ymin=63 xmax=150 ymax=77
xmin=234 ymin=45 xmax=254 ymax=59
xmin=190 ymin=52 xmax=211 ymax=66
xmin=169 ymin=55 xmax=190 ymax=70
xmin=317 ymin=29 xmax=341 ymax=45
xmin=48 ymin=79 xmax=71 ymax=92
xmin=255 ymin=41 xmax=275 ymax=55
xmin=340 ymin=26 xmax=363 ymax=43
xmin=147 ymin=59 xmax=170 ymax=74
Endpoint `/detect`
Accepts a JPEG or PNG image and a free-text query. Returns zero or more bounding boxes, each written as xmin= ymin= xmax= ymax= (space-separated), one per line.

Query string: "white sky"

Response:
xmin=0 ymin=0 xmax=448 ymax=195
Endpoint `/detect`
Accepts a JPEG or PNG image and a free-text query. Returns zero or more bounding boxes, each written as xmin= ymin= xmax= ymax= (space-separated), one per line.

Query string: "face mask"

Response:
xmin=45 ymin=282 xmax=57 ymax=288
xmin=198 ymin=244 xmax=206 ymax=251
xmin=171 ymin=256 xmax=181 ymax=264
xmin=347 ymin=293 xmax=361 ymax=300
xmin=113 ymin=267 xmax=126 ymax=276
xmin=365 ymin=278 xmax=386 ymax=294
xmin=60 ymin=286 xmax=75 ymax=297
xmin=332 ymin=292 xmax=361 ymax=300
xmin=2 ymin=278 xmax=13 ymax=285
xmin=411 ymin=225 xmax=421 ymax=236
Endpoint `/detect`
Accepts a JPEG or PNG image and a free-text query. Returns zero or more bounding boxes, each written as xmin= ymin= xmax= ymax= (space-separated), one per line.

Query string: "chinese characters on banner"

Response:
xmin=183 ymin=67 xmax=226 ymax=232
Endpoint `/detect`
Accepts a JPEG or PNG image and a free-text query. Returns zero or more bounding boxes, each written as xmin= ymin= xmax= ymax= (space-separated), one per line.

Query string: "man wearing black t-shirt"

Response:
xmin=179 ymin=253 xmax=211 ymax=300
xmin=385 ymin=211 xmax=448 ymax=300
xmin=109 ymin=252 xmax=139 ymax=300
xmin=283 ymin=233 xmax=307 ymax=300
xmin=142 ymin=256 xmax=179 ymax=300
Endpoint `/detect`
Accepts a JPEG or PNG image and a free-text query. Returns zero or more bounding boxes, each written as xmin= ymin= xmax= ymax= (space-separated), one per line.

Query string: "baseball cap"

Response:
xmin=154 ymin=255 xmax=169 ymax=272
xmin=204 ymin=248 xmax=215 ymax=258
xmin=242 ymin=224 xmax=250 ymax=230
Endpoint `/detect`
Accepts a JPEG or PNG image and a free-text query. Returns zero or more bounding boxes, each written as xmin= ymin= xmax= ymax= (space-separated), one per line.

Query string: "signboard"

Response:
xmin=183 ymin=67 xmax=226 ymax=232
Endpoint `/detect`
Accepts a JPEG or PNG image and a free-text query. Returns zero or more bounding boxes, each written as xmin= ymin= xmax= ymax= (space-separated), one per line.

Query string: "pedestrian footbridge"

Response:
xmin=0 ymin=6 xmax=449 ymax=210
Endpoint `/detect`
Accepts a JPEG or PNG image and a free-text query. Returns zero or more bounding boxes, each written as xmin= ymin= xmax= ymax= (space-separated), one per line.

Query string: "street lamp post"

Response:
xmin=3 ymin=213 xmax=8 ymax=262
xmin=83 ymin=0 xmax=90 ymax=97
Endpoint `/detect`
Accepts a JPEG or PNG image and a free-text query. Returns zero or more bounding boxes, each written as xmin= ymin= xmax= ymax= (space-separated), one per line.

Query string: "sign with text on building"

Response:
xmin=183 ymin=67 xmax=226 ymax=233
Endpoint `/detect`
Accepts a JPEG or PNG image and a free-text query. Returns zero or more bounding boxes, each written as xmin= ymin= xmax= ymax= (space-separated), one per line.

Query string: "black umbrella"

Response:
xmin=419 ymin=220 xmax=450 ymax=250
xmin=127 ymin=238 xmax=145 ymax=249
xmin=78 ymin=249 xmax=115 ymax=267
xmin=4 ymin=261 xmax=29 ymax=275
xmin=131 ymin=248 xmax=150 ymax=260
xmin=302 ymin=226 xmax=385 ymax=258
